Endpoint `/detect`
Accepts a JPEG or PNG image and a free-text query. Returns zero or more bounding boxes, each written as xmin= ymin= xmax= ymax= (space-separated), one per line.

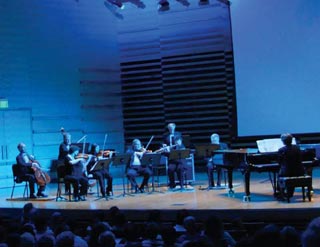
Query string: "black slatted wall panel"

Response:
xmin=119 ymin=2 xmax=235 ymax=149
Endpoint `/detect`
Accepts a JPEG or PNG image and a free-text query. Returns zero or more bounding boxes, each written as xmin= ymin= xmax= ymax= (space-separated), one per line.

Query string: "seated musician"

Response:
xmin=167 ymin=136 xmax=186 ymax=190
xmin=16 ymin=143 xmax=48 ymax=198
xmin=207 ymin=133 xmax=228 ymax=188
xmin=163 ymin=122 xmax=182 ymax=147
xmin=87 ymin=143 xmax=113 ymax=197
xmin=277 ymin=133 xmax=305 ymax=198
xmin=126 ymin=139 xmax=152 ymax=193
xmin=64 ymin=145 xmax=89 ymax=201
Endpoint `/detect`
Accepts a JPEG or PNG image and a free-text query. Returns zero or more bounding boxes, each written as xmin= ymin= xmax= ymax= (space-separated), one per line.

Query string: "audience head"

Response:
xmin=37 ymin=234 xmax=55 ymax=247
xmin=183 ymin=216 xmax=197 ymax=233
xmin=253 ymin=223 xmax=281 ymax=247
xmin=56 ymin=231 xmax=75 ymax=247
xmin=302 ymin=217 xmax=320 ymax=247
xmin=176 ymin=209 xmax=190 ymax=226
xmin=98 ymin=231 xmax=116 ymax=247
xmin=281 ymin=225 xmax=300 ymax=247
xmin=20 ymin=232 xmax=35 ymax=247
xmin=281 ymin=133 xmax=293 ymax=146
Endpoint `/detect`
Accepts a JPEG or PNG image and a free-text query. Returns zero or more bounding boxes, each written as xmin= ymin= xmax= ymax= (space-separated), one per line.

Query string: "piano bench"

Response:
xmin=278 ymin=175 xmax=312 ymax=203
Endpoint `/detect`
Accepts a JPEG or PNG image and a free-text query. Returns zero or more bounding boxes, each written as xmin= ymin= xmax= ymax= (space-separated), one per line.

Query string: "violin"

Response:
xmin=76 ymin=153 xmax=90 ymax=159
xmin=97 ymin=150 xmax=115 ymax=158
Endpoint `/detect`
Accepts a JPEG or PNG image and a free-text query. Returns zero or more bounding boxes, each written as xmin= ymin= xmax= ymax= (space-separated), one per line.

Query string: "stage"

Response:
xmin=1 ymin=169 xmax=320 ymax=225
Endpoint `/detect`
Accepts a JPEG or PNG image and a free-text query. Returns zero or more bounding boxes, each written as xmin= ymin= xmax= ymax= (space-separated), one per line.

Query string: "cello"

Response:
xmin=31 ymin=161 xmax=51 ymax=186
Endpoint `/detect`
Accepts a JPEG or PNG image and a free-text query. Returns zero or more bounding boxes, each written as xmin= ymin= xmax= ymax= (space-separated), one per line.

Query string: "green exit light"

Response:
xmin=0 ymin=99 xmax=8 ymax=108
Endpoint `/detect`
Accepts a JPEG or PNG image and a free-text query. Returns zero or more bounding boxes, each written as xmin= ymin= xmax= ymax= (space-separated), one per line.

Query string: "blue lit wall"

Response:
xmin=0 ymin=0 xmax=122 ymax=169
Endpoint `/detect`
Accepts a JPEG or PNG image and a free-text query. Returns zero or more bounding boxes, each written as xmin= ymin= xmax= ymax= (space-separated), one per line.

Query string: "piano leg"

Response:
xmin=243 ymin=169 xmax=251 ymax=202
xmin=227 ymin=168 xmax=235 ymax=197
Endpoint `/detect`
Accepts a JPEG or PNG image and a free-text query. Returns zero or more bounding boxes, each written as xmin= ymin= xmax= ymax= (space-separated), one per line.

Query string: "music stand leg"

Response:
xmin=148 ymin=167 xmax=164 ymax=194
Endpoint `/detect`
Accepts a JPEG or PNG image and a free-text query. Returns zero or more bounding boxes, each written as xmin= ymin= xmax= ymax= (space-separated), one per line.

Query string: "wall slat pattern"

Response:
xmin=119 ymin=2 xmax=235 ymax=150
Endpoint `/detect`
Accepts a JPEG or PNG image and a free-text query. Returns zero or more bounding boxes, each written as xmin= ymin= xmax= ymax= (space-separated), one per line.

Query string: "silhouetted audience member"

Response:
xmin=252 ymin=224 xmax=282 ymax=247
xmin=56 ymin=231 xmax=74 ymax=247
xmin=301 ymin=217 xmax=320 ymax=247
xmin=20 ymin=232 xmax=35 ymax=247
xmin=280 ymin=225 xmax=300 ymax=247
xmin=87 ymin=222 xmax=110 ymax=247
xmin=160 ymin=225 xmax=176 ymax=247
xmin=174 ymin=209 xmax=190 ymax=233
xmin=141 ymin=222 xmax=164 ymax=247
xmin=98 ymin=230 xmax=116 ymax=247
xmin=202 ymin=215 xmax=236 ymax=247
xmin=176 ymin=216 xmax=202 ymax=246
xmin=37 ymin=234 xmax=55 ymax=247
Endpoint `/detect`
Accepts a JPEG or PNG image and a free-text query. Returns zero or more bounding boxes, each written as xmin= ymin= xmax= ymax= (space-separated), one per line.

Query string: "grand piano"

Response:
xmin=214 ymin=146 xmax=318 ymax=202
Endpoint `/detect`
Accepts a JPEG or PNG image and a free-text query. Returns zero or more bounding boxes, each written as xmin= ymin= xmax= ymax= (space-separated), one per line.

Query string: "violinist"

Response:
xmin=87 ymin=144 xmax=113 ymax=197
xmin=16 ymin=143 xmax=48 ymax=198
xmin=64 ymin=145 xmax=88 ymax=201
xmin=126 ymin=139 xmax=152 ymax=193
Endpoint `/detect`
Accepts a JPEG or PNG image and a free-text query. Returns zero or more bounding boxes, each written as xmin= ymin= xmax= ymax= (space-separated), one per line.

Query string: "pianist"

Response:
xmin=277 ymin=133 xmax=305 ymax=198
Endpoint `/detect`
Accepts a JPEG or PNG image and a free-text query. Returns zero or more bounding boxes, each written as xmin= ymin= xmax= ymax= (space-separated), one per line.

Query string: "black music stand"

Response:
xmin=89 ymin=158 xmax=113 ymax=201
xmin=112 ymin=154 xmax=132 ymax=197
xmin=141 ymin=153 xmax=163 ymax=193
xmin=90 ymin=158 xmax=112 ymax=172
xmin=195 ymin=144 xmax=221 ymax=191
xmin=169 ymin=149 xmax=191 ymax=191
xmin=195 ymin=144 xmax=220 ymax=158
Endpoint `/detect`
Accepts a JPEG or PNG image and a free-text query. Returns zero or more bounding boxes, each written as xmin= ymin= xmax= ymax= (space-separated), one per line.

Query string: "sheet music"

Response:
xmin=256 ymin=138 xmax=296 ymax=153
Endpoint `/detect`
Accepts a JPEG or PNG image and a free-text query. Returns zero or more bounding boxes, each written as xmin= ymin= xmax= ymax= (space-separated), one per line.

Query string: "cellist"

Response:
xmin=16 ymin=142 xmax=48 ymax=198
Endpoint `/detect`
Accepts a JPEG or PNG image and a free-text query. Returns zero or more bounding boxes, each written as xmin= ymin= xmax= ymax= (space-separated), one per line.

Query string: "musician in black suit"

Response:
xmin=64 ymin=145 xmax=88 ymax=201
xmin=167 ymin=136 xmax=186 ymax=189
xmin=87 ymin=143 xmax=113 ymax=197
xmin=163 ymin=123 xmax=182 ymax=147
xmin=207 ymin=133 xmax=228 ymax=188
xmin=277 ymin=133 xmax=305 ymax=198
xmin=58 ymin=131 xmax=72 ymax=193
xmin=16 ymin=143 xmax=47 ymax=198
xmin=126 ymin=139 xmax=152 ymax=193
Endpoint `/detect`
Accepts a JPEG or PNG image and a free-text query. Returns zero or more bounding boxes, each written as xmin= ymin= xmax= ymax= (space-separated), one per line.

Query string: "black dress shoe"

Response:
xmin=139 ymin=187 xmax=145 ymax=193
xmin=30 ymin=194 xmax=37 ymax=199
xmin=37 ymin=192 xmax=48 ymax=198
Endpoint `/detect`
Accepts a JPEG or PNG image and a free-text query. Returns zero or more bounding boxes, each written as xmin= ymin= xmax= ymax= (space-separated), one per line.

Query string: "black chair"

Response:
xmin=11 ymin=164 xmax=29 ymax=199
xmin=56 ymin=164 xmax=71 ymax=201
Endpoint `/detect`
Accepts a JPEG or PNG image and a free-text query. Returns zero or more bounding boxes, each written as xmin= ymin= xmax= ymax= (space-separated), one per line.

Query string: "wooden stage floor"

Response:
xmin=1 ymin=169 xmax=320 ymax=223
